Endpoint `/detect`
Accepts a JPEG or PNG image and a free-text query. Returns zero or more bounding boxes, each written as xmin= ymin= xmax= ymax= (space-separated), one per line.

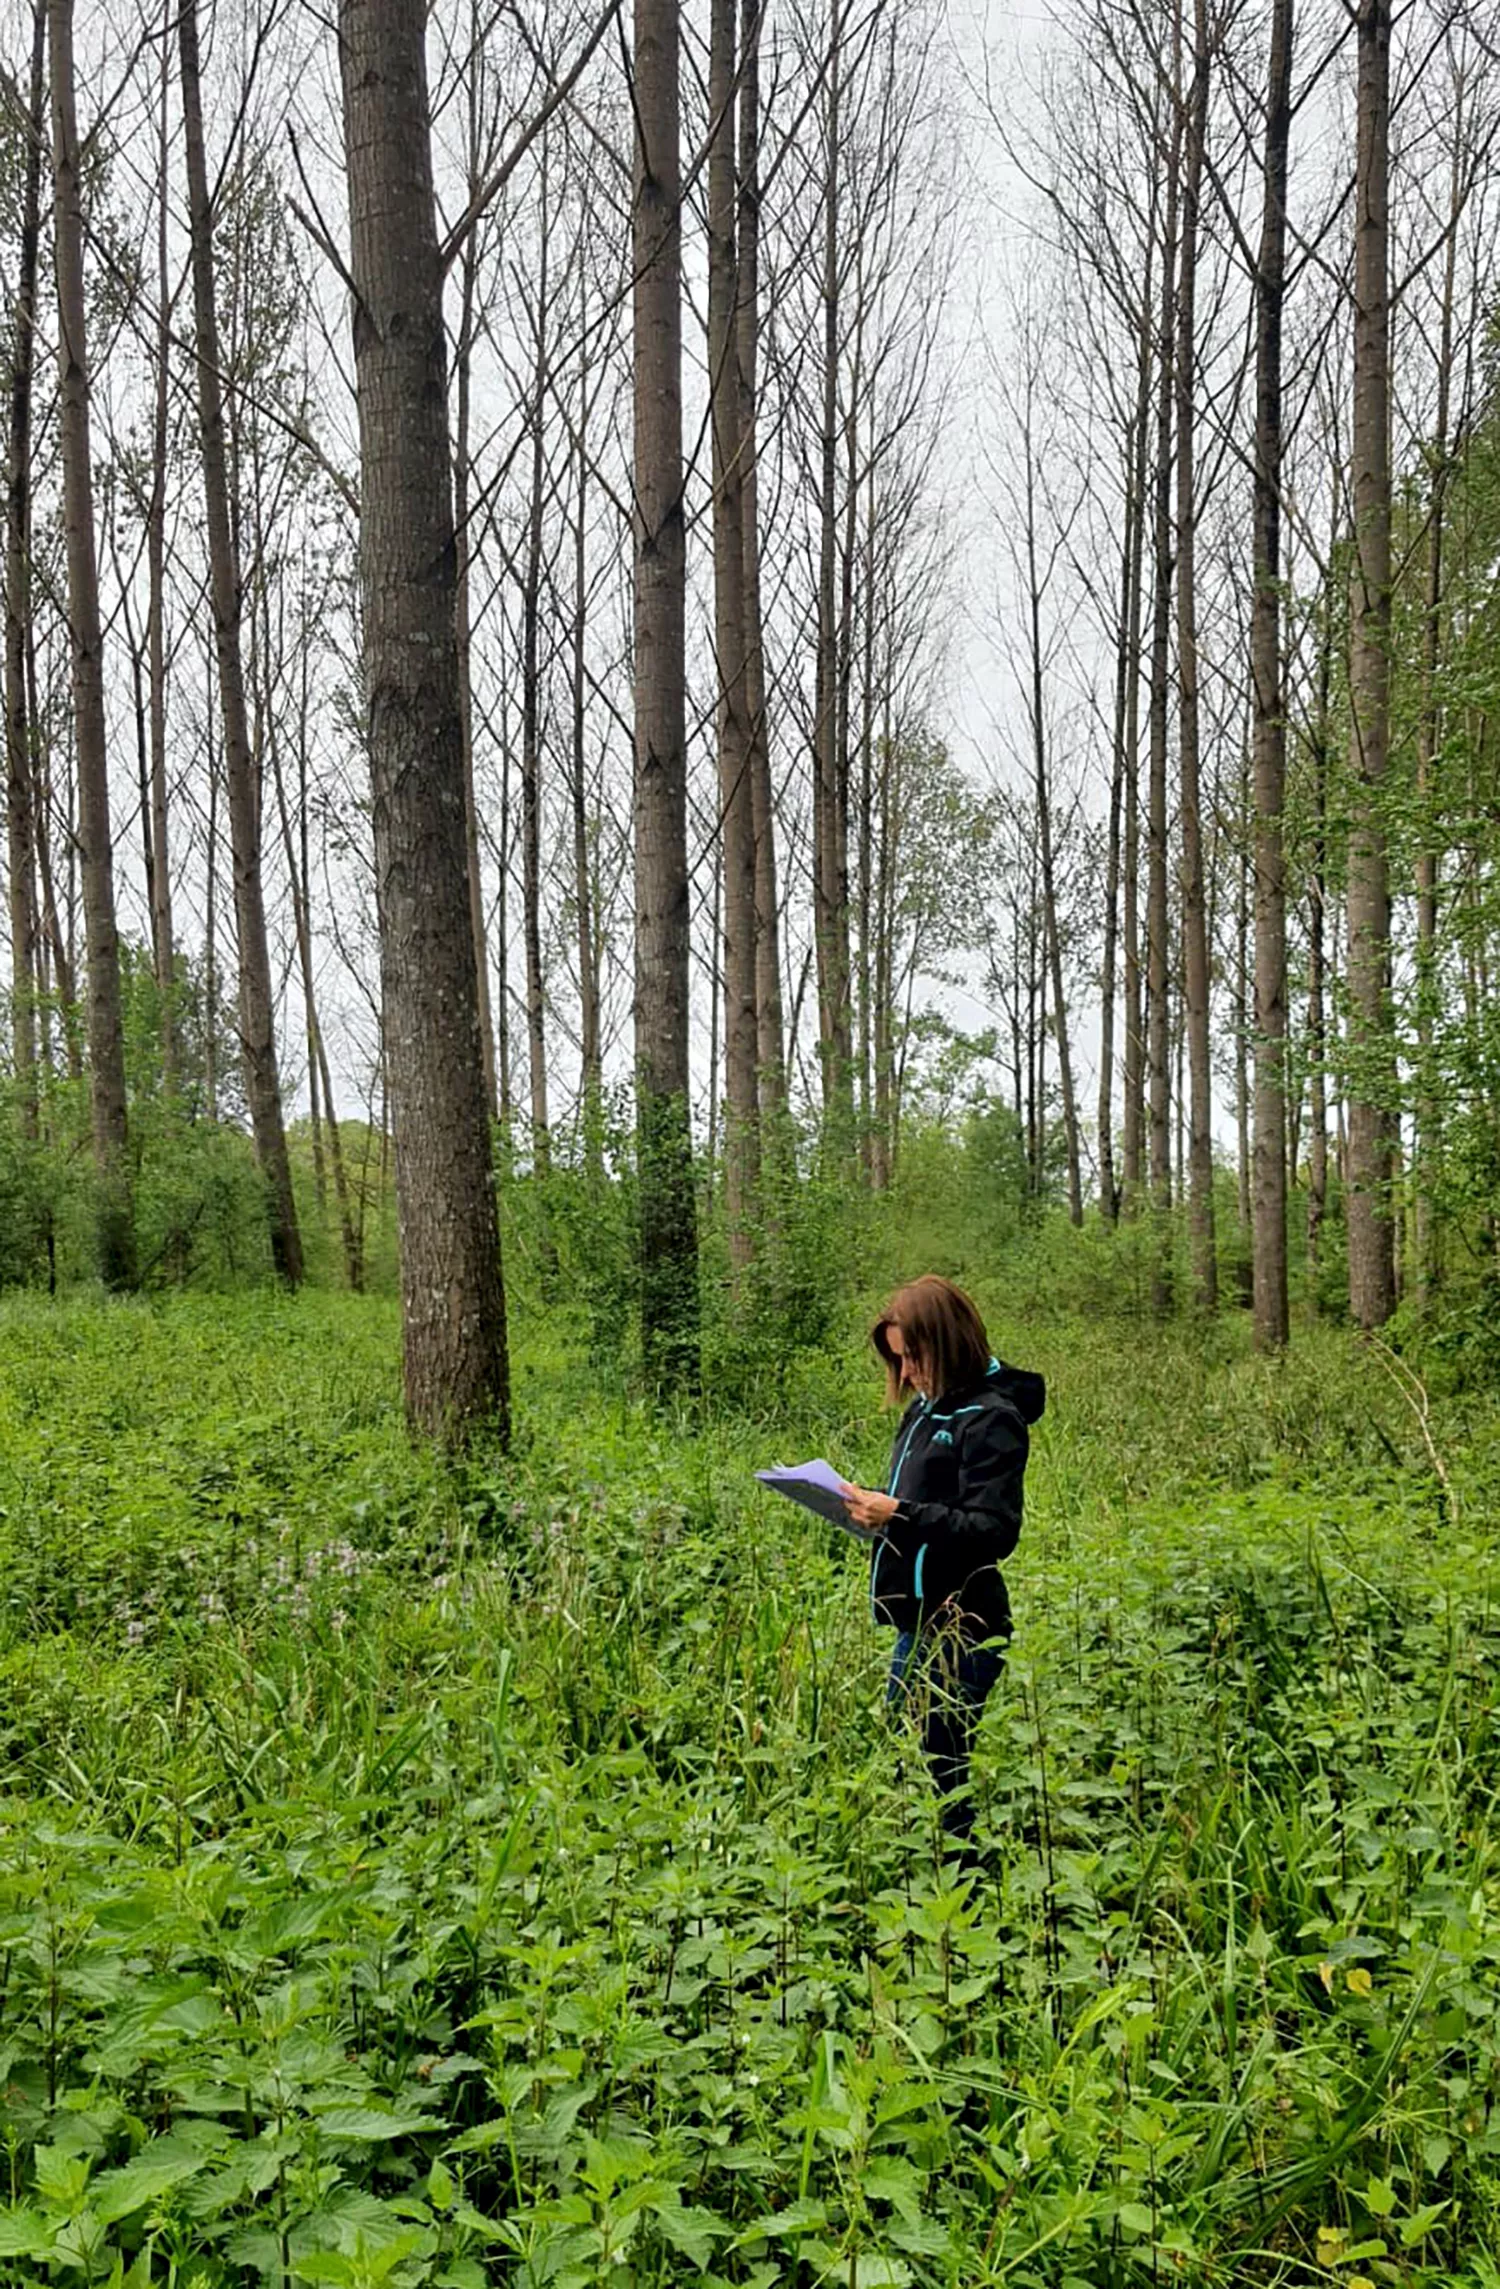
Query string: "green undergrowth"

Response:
xmin=1 ymin=1288 xmax=1498 ymax=2288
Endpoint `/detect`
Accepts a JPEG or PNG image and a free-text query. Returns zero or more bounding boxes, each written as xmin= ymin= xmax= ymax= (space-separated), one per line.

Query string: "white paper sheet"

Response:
xmin=754 ymin=1459 xmax=883 ymax=1540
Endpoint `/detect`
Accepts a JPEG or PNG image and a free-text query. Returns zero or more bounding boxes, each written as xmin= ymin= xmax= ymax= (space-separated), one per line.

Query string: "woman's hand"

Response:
xmin=843 ymin=1484 xmax=899 ymax=1531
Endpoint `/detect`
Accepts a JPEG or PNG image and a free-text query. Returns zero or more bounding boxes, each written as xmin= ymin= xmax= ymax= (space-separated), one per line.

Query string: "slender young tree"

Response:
xmin=452 ymin=2 xmax=499 ymax=1123
xmin=569 ymin=368 xmax=603 ymax=1145
xmin=180 ymin=0 xmax=303 ymax=1284
xmin=1345 ymin=0 xmax=1396 ymax=1329
xmin=812 ymin=0 xmax=855 ymax=1159
xmin=1411 ymin=45 xmax=1474 ymax=1310
xmin=1174 ymin=0 xmax=1216 ymax=1310
xmin=50 ymin=0 xmax=135 ymax=1285
xmin=1250 ymin=0 xmax=1293 ymax=1349
xmin=633 ymin=0 xmax=699 ymax=1387
xmin=737 ymin=0 xmax=785 ymax=1125
xmin=519 ymin=130 xmax=553 ymax=1187
xmin=709 ymin=0 xmax=758 ymax=1265
xmin=1015 ymin=339 xmax=1083 ymax=1225
xmin=338 ymin=0 xmax=510 ymax=1437
xmin=146 ymin=0 xmax=176 ymax=1083
xmin=5 ymin=0 xmax=45 ymax=1129
xmin=1145 ymin=56 xmax=1182 ymax=1314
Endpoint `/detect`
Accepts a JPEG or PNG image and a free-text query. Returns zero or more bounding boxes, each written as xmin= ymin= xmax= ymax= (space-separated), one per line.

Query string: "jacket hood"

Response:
xmin=988 ymin=1355 xmax=1046 ymax=1424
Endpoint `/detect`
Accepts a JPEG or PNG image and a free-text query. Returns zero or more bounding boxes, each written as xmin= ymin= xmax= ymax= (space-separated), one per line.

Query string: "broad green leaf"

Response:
xmin=0 ymin=2209 xmax=54 ymax=2258
xmin=94 ymin=2151 xmax=205 ymax=2223
xmin=34 ymin=2146 xmax=92 ymax=2215
xmin=312 ymin=2107 xmax=434 ymax=2141
xmin=1399 ymin=2201 xmax=1450 ymax=2247
xmin=652 ymin=2198 xmax=725 ymax=2264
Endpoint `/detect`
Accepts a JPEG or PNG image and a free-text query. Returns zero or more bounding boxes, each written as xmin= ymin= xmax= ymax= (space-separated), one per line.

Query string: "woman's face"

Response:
xmin=886 ymin=1322 xmax=927 ymax=1397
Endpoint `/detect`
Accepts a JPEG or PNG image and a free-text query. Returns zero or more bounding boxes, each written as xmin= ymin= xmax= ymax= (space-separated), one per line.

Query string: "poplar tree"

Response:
xmin=633 ymin=0 xmax=699 ymax=1388
xmin=50 ymin=0 xmax=135 ymax=1286
xmin=338 ymin=0 xmax=510 ymax=1437
xmin=1346 ymin=0 xmax=1396 ymax=1329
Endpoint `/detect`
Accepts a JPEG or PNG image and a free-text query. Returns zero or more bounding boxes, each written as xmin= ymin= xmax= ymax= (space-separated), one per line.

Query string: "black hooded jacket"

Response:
xmin=869 ymin=1357 xmax=1045 ymax=1642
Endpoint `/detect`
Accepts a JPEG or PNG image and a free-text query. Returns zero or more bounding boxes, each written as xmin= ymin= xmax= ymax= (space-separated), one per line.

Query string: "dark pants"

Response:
xmin=887 ymin=1626 xmax=1004 ymax=1847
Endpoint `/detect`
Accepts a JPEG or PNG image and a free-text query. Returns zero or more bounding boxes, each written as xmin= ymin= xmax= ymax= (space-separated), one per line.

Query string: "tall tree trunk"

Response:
xmin=856 ymin=447 xmax=877 ymax=1181
xmin=521 ymin=136 xmax=552 ymax=1183
xmin=1234 ymin=804 xmax=1252 ymax=1284
xmin=1021 ymin=381 xmax=1082 ymax=1225
xmin=180 ymin=0 xmax=303 ymax=1285
xmin=50 ymin=0 xmax=135 ymax=1286
xmin=1120 ymin=243 xmax=1153 ymax=1209
xmin=272 ymin=643 xmax=364 ymax=1292
xmin=871 ymin=687 xmax=895 ymax=1188
xmin=1175 ymin=0 xmax=1216 ymax=1309
xmin=1345 ymin=0 xmax=1396 ymax=1330
xmin=454 ymin=216 xmax=498 ymax=1120
xmin=1146 ymin=67 xmax=1182 ymax=1313
xmin=1100 ymin=343 xmax=1149 ymax=1227
xmin=31 ymin=609 xmax=78 ymax=1073
xmin=1306 ymin=494 xmax=1335 ymax=1297
xmin=737 ymin=0 xmax=785 ymax=1126
xmin=1250 ymin=0 xmax=1293 ymax=1349
xmin=1412 ymin=101 xmax=1463 ymax=1313
xmin=633 ymin=0 xmax=699 ymax=1389
xmin=497 ymin=641 xmax=513 ymax=1128
xmin=338 ymin=0 xmax=510 ymax=1439
xmin=204 ymin=682 xmax=219 ymax=1121
xmin=147 ymin=0 xmax=175 ymax=1084
xmin=813 ymin=2 xmax=854 ymax=1158
xmin=571 ymin=374 xmax=602 ymax=1154
xmin=5 ymin=0 xmax=45 ymax=1132
xmin=709 ymin=0 xmax=758 ymax=1268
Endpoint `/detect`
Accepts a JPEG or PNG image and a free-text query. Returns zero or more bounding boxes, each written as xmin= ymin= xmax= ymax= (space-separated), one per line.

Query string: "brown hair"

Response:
xmin=871 ymin=1275 xmax=991 ymax=1406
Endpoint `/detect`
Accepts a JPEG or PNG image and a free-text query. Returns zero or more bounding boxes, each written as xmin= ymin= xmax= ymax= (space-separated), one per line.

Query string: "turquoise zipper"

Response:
xmin=871 ymin=1402 xmax=927 ymax=1617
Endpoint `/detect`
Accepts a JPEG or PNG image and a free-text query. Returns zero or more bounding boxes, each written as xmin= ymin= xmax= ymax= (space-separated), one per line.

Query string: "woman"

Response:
xmin=842 ymin=1275 xmax=1045 ymax=1859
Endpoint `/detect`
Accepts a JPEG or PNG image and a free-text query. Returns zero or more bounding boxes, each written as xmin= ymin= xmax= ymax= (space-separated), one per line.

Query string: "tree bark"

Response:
xmin=1021 ymin=374 xmax=1082 ymax=1224
xmin=1345 ymin=0 xmax=1396 ymax=1330
xmin=633 ymin=0 xmax=699 ymax=1389
xmin=50 ymin=0 xmax=135 ymax=1285
xmin=1250 ymin=0 xmax=1293 ymax=1349
xmin=272 ymin=638 xmax=364 ymax=1291
xmin=521 ymin=134 xmax=552 ymax=1183
xmin=147 ymin=0 xmax=175 ymax=1084
xmin=1119 ymin=237 xmax=1153 ymax=1210
xmin=1412 ymin=94 xmax=1463 ymax=1313
xmin=338 ymin=0 xmax=510 ymax=1438
xmin=709 ymin=0 xmax=758 ymax=1267
xmin=180 ymin=0 xmax=303 ymax=1285
xmin=1146 ymin=61 xmax=1182 ymax=1312
xmin=1175 ymin=0 xmax=1216 ymax=1310
xmin=571 ymin=372 xmax=602 ymax=1150
xmin=737 ymin=0 xmax=785 ymax=1128
xmin=453 ymin=170 xmax=498 ymax=1121
xmin=5 ymin=0 xmax=45 ymax=1130
xmin=813 ymin=2 xmax=854 ymax=1159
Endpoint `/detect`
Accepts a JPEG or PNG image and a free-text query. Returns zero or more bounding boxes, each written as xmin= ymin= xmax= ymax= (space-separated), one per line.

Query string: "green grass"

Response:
xmin=1 ymin=1285 xmax=1498 ymax=2288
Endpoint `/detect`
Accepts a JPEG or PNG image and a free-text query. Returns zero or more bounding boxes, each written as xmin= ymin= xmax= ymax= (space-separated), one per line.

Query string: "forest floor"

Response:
xmin=1 ymin=1285 xmax=1498 ymax=2287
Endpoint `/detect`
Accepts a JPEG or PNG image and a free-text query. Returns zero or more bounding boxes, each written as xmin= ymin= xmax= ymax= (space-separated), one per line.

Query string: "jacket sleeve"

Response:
xmin=883 ymin=1402 xmax=1027 ymax=1564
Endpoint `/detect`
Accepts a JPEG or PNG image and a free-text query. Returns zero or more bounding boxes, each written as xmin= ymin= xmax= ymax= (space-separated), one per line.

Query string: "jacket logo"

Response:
xmin=933 ymin=1429 xmax=954 ymax=1446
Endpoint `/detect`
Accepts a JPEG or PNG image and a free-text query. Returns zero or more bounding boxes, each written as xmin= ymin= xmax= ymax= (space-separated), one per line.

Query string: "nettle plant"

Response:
xmin=2 ymin=1295 xmax=1499 ymax=2285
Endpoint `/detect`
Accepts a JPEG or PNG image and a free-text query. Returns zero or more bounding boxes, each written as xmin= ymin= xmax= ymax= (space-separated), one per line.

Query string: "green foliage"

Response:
xmin=1 ymin=1283 xmax=1497 ymax=2285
